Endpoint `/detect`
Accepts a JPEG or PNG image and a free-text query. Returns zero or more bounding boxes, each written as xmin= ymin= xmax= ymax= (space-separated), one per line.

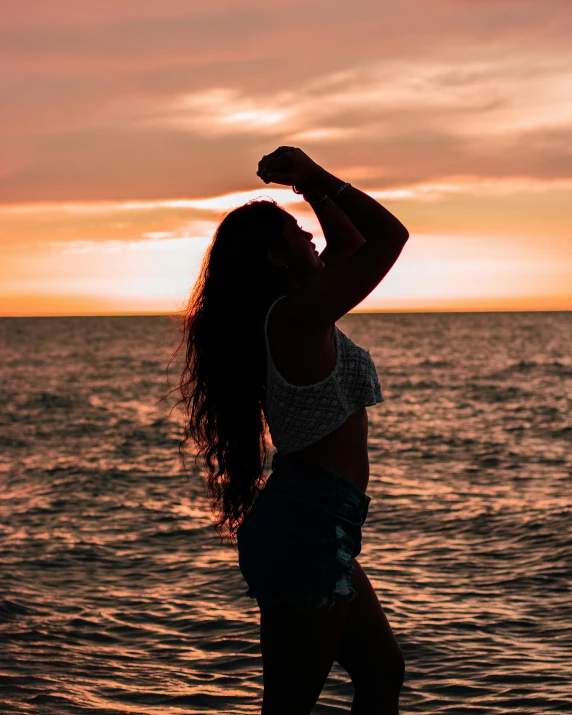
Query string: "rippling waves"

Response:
xmin=1 ymin=312 xmax=571 ymax=713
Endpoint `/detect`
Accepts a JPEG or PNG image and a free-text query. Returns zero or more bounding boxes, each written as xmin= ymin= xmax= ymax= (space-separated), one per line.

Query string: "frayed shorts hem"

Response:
xmin=237 ymin=453 xmax=370 ymax=613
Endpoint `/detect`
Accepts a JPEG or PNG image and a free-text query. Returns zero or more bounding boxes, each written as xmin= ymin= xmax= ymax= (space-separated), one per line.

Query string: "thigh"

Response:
xmin=257 ymin=594 xmax=351 ymax=715
xmin=334 ymin=559 xmax=405 ymax=689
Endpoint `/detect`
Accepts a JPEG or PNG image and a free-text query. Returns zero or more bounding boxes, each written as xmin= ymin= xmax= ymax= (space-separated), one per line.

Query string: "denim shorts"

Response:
xmin=236 ymin=452 xmax=371 ymax=612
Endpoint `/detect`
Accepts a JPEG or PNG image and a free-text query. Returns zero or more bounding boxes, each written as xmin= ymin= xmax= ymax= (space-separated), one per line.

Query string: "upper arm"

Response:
xmin=287 ymin=235 xmax=409 ymax=328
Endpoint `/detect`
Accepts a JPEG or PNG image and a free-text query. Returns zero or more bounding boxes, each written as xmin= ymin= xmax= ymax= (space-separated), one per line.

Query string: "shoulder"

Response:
xmin=272 ymin=294 xmax=333 ymax=340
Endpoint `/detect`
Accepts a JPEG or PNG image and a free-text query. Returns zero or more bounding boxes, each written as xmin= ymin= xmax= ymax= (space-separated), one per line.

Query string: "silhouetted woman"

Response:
xmin=177 ymin=146 xmax=409 ymax=714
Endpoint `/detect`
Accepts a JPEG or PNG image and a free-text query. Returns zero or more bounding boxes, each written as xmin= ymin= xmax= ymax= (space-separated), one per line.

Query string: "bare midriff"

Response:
xmin=286 ymin=405 xmax=370 ymax=492
xmin=266 ymin=300 xmax=371 ymax=493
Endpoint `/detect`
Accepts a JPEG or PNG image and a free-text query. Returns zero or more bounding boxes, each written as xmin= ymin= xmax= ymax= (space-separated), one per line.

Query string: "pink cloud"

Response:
xmin=1 ymin=0 xmax=571 ymax=203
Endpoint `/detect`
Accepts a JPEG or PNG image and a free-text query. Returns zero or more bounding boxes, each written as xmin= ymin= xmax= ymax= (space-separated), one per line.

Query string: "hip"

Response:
xmin=238 ymin=452 xmax=371 ymax=539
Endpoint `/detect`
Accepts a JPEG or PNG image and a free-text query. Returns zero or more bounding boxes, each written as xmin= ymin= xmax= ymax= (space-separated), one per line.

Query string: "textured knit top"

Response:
xmin=262 ymin=295 xmax=384 ymax=454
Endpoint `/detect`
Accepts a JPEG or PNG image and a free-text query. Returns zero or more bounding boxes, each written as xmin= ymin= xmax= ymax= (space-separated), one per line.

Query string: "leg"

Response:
xmin=334 ymin=559 xmax=405 ymax=714
xmin=257 ymin=593 xmax=351 ymax=715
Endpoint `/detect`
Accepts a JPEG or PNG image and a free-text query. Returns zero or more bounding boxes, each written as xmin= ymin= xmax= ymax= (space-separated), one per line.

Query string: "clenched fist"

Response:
xmin=257 ymin=147 xmax=323 ymax=191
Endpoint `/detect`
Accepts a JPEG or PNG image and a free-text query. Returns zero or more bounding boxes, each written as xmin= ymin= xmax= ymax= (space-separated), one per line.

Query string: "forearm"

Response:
xmin=305 ymin=195 xmax=366 ymax=255
xmin=301 ymin=168 xmax=409 ymax=244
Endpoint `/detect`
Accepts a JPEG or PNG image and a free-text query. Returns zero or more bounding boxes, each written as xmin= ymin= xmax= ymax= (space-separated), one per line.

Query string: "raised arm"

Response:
xmin=258 ymin=146 xmax=410 ymax=327
xmin=299 ymin=168 xmax=408 ymax=265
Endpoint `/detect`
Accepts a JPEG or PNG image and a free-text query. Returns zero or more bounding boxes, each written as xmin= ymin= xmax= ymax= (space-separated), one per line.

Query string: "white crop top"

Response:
xmin=262 ymin=295 xmax=384 ymax=454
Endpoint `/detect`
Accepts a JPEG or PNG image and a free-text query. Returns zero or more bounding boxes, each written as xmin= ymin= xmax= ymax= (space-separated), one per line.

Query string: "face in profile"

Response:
xmin=279 ymin=212 xmax=324 ymax=278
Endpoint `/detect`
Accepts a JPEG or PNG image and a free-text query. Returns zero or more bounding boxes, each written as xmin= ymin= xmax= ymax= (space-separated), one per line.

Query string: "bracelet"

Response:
xmin=292 ymin=180 xmax=351 ymax=204
xmin=334 ymin=181 xmax=351 ymax=197
xmin=292 ymin=184 xmax=328 ymax=205
xmin=306 ymin=194 xmax=328 ymax=205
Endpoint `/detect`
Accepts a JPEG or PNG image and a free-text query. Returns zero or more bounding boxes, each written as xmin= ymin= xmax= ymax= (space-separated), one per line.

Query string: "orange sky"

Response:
xmin=1 ymin=0 xmax=571 ymax=316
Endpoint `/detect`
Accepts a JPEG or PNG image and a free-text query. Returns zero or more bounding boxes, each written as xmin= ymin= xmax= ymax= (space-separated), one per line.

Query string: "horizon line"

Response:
xmin=1 ymin=307 xmax=570 ymax=319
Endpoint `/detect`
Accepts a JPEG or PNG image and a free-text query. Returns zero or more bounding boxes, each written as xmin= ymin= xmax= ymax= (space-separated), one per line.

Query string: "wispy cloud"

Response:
xmin=1 ymin=1 xmax=571 ymax=203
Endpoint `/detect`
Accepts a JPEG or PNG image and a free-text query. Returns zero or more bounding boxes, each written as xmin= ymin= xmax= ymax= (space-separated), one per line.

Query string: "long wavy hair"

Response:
xmin=173 ymin=198 xmax=291 ymax=550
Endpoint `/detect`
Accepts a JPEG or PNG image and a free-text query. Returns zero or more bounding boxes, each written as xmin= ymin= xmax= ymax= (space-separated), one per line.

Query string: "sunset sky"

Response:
xmin=2 ymin=0 xmax=571 ymax=316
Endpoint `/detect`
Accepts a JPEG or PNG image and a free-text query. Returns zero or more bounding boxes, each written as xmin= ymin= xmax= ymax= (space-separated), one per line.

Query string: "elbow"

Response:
xmin=390 ymin=217 xmax=408 ymax=243
xmin=388 ymin=226 xmax=409 ymax=255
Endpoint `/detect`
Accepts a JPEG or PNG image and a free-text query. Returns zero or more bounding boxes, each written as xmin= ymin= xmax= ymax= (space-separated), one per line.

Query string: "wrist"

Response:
xmin=296 ymin=168 xmax=346 ymax=197
xmin=316 ymin=168 xmax=347 ymax=197
xmin=299 ymin=186 xmax=326 ymax=202
xmin=293 ymin=165 xmax=327 ymax=196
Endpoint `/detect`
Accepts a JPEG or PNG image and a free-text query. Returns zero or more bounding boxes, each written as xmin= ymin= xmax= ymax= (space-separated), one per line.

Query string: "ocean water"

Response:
xmin=1 ymin=311 xmax=571 ymax=714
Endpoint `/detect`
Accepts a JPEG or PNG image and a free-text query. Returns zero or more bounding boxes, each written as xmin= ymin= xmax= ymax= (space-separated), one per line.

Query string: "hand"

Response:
xmin=256 ymin=146 xmax=323 ymax=190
